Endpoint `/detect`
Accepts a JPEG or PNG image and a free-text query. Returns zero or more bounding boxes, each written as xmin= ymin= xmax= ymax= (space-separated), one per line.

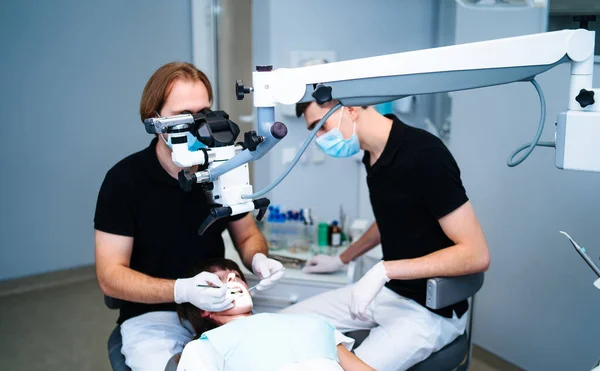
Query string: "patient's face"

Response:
xmin=212 ymin=269 xmax=253 ymax=316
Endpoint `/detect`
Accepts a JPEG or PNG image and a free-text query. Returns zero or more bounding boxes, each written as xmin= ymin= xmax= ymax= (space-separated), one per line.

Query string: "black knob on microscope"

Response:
xmin=312 ymin=84 xmax=333 ymax=105
xmin=574 ymin=15 xmax=597 ymax=30
xmin=244 ymin=130 xmax=264 ymax=151
xmin=576 ymin=89 xmax=595 ymax=108
xmin=178 ymin=170 xmax=196 ymax=192
xmin=270 ymin=121 xmax=288 ymax=140
xmin=235 ymin=80 xmax=252 ymax=101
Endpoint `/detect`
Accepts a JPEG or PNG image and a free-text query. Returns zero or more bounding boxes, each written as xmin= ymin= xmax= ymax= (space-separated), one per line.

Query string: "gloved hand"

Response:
xmin=251 ymin=253 xmax=285 ymax=291
xmin=174 ymin=271 xmax=234 ymax=312
xmin=350 ymin=261 xmax=390 ymax=321
xmin=302 ymin=254 xmax=346 ymax=273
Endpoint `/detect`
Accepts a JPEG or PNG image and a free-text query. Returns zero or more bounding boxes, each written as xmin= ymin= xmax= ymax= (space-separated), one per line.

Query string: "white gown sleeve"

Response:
xmin=176 ymin=339 xmax=224 ymax=371
xmin=333 ymin=330 xmax=355 ymax=351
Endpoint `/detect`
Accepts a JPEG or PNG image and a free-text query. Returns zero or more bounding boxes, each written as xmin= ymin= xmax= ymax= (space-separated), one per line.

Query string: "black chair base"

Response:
xmin=108 ymin=326 xmax=131 ymax=371
xmin=345 ymin=330 xmax=468 ymax=371
xmin=408 ymin=333 xmax=468 ymax=371
xmin=107 ymin=325 xmax=181 ymax=371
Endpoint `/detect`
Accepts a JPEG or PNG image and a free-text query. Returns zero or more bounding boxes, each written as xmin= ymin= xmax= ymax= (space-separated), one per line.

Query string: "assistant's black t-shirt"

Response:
xmin=94 ymin=138 xmax=246 ymax=324
xmin=363 ymin=115 xmax=469 ymax=319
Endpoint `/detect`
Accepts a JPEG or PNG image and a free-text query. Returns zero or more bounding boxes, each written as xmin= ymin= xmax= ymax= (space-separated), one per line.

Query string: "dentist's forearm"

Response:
xmin=237 ymin=233 xmax=268 ymax=270
xmin=228 ymin=214 xmax=268 ymax=271
xmin=97 ymin=264 xmax=176 ymax=304
xmin=339 ymin=222 xmax=381 ymax=264
xmin=382 ymin=243 xmax=490 ymax=280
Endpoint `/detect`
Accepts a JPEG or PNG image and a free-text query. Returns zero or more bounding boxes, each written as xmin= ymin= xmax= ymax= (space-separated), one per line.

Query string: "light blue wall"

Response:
xmin=0 ymin=0 xmax=193 ymax=280
xmin=252 ymin=0 xmax=438 ymax=224
xmin=449 ymin=6 xmax=600 ymax=371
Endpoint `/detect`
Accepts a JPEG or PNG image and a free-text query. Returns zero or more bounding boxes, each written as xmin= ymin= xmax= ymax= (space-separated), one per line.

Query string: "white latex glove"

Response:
xmin=350 ymin=261 xmax=390 ymax=321
xmin=174 ymin=271 xmax=234 ymax=312
xmin=302 ymin=254 xmax=346 ymax=273
xmin=251 ymin=253 xmax=285 ymax=291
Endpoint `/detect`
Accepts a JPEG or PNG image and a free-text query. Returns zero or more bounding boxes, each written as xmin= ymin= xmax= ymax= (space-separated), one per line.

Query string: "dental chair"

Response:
xmin=346 ymin=272 xmax=484 ymax=371
xmin=409 ymin=273 xmax=484 ymax=371
xmin=106 ymin=272 xmax=483 ymax=371
xmin=104 ymin=296 xmax=179 ymax=371
xmin=107 ymin=326 xmax=130 ymax=371
xmin=104 ymin=296 xmax=130 ymax=371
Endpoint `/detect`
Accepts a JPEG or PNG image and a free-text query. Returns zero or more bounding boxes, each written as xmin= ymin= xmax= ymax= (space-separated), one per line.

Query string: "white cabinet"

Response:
xmin=223 ymin=232 xmax=353 ymax=313
xmin=247 ymin=276 xmax=346 ymax=313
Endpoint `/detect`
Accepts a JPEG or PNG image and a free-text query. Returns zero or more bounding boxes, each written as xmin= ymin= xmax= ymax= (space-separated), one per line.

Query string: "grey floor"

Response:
xmin=0 ymin=274 xmax=522 ymax=371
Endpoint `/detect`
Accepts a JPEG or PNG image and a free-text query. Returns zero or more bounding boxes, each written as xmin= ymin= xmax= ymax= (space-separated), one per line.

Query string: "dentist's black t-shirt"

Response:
xmin=362 ymin=115 xmax=469 ymax=319
xmin=94 ymin=138 xmax=246 ymax=325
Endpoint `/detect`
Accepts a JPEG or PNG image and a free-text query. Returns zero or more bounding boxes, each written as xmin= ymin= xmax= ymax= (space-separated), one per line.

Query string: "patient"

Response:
xmin=176 ymin=258 xmax=374 ymax=371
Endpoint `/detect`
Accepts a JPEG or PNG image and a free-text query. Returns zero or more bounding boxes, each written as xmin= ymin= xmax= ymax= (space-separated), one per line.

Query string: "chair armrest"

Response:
xmin=425 ymin=273 xmax=484 ymax=310
xmin=164 ymin=353 xmax=180 ymax=371
xmin=104 ymin=295 xmax=124 ymax=310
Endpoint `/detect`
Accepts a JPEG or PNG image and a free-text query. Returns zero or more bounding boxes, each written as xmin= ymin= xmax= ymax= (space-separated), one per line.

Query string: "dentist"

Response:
xmin=94 ymin=62 xmax=284 ymax=371
xmin=283 ymin=101 xmax=490 ymax=371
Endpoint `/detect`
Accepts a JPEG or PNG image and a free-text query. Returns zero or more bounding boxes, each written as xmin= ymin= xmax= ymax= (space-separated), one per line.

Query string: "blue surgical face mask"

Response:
xmin=315 ymin=107 xmax=360 ymax=158
xmin=164 ymin=132 xmax=206 ymax=151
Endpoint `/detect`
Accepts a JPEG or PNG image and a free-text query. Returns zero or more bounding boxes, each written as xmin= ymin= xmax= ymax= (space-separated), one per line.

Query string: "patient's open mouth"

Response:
xmin=227 ymin=280 xmax=247 ymax=296
xmin=229 ymin=287 xmax=243 ymax=295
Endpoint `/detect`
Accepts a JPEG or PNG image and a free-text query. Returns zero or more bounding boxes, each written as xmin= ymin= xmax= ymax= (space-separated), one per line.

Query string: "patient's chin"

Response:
xmin=218 ymin=293 xmax=253 ymax=316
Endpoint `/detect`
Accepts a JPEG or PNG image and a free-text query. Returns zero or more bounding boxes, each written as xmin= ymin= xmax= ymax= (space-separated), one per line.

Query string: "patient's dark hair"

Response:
xmin=176 ymin=258 xmax=247 ymax=339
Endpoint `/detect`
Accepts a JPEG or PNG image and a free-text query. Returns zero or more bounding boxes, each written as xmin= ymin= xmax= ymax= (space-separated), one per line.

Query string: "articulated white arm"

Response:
xmin=250 ymin=28 xmax=600 ymax=174
xmin=147 ymin=28 xmax=598 ymax=231
xmin=253 ymin=29 xmax=595 ymax=110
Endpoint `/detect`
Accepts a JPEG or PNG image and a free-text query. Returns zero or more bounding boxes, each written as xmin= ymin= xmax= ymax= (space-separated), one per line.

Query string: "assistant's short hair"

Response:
xmin=295 ymin=101 xmax=312 ymax=118
xmin=295 ymin=100 xmax=368 ymax=118
xmin=295 ymin=100 xmax=333 ymax=118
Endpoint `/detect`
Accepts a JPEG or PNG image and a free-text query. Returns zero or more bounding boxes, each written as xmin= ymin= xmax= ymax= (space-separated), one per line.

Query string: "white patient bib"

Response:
xmin=200 ymin=313 xmax=339 ymax=371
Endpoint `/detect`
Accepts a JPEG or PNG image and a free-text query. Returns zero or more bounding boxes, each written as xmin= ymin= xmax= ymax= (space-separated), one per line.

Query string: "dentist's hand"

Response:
xmin=302 ymin=254 xmax=346 ymax=273
xmin=174 ymin=272 xmax=234 ymax=312
xmin=350 ymin=261 xmax=390 ymax=321
xmin=252 ymin=253 xmax=285 ymax=291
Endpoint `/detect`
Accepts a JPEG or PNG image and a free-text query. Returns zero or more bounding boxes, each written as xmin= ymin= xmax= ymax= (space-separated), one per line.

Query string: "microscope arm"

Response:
xmin=144 ymin=28 xmax=599 ymax=233
xmin=244 ymin=29 xmax=600 ymax=173
xmin=252 ymin=29 xmax=595 ymax=109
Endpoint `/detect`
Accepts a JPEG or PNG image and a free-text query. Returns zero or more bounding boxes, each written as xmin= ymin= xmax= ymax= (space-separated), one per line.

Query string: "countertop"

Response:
xmin=222 ymin=231 xmax=351 ymax=285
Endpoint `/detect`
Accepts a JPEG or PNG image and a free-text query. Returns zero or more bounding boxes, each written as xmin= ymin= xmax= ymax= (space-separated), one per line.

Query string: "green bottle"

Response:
xmin=318 ymin=222 xmax=329 ymax=247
